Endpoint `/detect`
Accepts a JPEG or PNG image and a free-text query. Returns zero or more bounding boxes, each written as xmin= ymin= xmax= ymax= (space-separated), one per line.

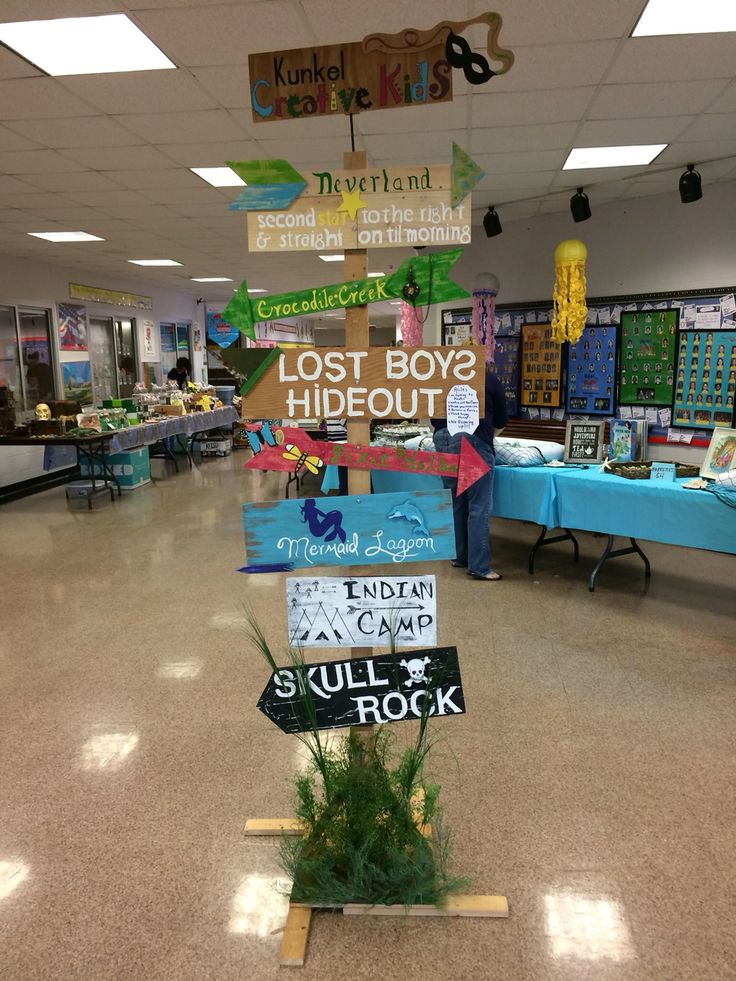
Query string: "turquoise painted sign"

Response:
xmin=242 ymin=490 xmax=455 ymax=572
xmin=206 ymin=310 xmax=240 ymax=348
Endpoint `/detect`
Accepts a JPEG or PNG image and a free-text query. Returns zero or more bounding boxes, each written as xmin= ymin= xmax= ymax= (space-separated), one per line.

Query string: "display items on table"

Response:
xmin=566 ymin=325 xmax=616 ymax=415
xmin=564 ymin=420 xmax=605 ymax=463
xmin=286 ymin=575 xmax=437 ymax=649
xmin=57 ymin=303 xmax=87 ymax=352
xmin=551 ymin=240 xmax=588 ymax=344
xmin=649 ymin=462 xmax=677 ymax=482
xmin=519 ymin=323 xmax=562 ymax=409
xmin=610 ymin=418 xmax=648 ymax=463
xmin=618 ymin=308 xmax=678 ymax=407
xmin=700 ymin=427 xmax=736 ymax=480
xmin=672 ymin=328 xmax=736 ymax=430
xmin=239 ymin=344 xmax=485 ymax=420
xmin=241 ymin=489 xmax=456 ymax=572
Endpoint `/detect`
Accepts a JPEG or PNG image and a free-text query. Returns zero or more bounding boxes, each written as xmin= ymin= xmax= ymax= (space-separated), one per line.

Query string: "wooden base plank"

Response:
xmin=244 ymin=818 xmax=303 ymax=836
xmin=279 ymin=905 xmax=312 ymax=967
xmin=342 ymin=895 xmax=509 ymax=918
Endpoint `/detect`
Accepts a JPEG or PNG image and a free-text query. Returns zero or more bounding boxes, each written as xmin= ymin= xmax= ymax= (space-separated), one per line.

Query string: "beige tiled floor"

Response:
xmin=1 ymin=454 xmax=735 ymax=980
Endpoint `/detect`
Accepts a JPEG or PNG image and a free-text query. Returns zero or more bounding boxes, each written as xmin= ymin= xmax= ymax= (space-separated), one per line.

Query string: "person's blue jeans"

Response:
xmin=433 ymin=429 xmax=496 ymax=576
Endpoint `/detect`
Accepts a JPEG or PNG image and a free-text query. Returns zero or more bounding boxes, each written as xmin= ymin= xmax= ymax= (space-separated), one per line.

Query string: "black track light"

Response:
xmin=679 ymin=163 xmax=702 ymax=203
xmin=483 ymin=206 xmax=502 ymax=237
xmin=570 ymin=187 xmax=591 ymax=222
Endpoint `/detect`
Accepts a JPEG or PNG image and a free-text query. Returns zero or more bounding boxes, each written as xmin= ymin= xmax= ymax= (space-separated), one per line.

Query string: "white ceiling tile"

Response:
xmin=362 ymin=131 xmax=466 ymax=162
xmin=190 ymin=65 xmax=252 ymax=108
xmin=300 ymin=0 xmax=445 ymax=44
xmin=472 ymin=87 xmax=596 ymax=127
xmin=469 ymin=122 xmax=577 ymax=154
xmin=58 ymin=70 xmax=218 ymax=114
xmin=62 ymin=190 xmax=153 ymax=208
xmin=677 ymin=114 xmax=736 ymax=143
xmin=158 ymin=140 xmax=261 ymax=166
xmin=551 ymin=165 xmax=649 ymax=186
xmin=137 ymin=186 xmax=228 ymax=205
xmin=706 ymin=81 xmax=736 ymax=114
xmin=113 ymin=109 xmax=248 ymax=144
xmin=654 ymin=140 xmax=736 ymax=165
xmin=0 ymin=42 xmax=42 ymax=80
xmin=0 ymin=191 xmax=79 ymax=210
xmin=0 ymin=149 xmax=84 ymax=174
xmin=5 ymin=115 xmax=145 ymax=149
xmin=60 ymin=145 xmax=178 ymax=170
xmin=471 ymin=0 xmax=644 ymax=45
xmin=489 ymin=40 xmax=618 ymax=93
xmin=0 ymin=125 xmax=43 ymax=151
xmin=19 ymin=171 xmax=124 ymax=192
xmin=607 ymin=36 xmax=736 ymax=85
xmin=574 ymin=117 xmax=695 ymax=146
xmin=471 ymin=149 xmax=566 ymax=175
xmin=0 ymin=175 xmax=38 ymax=195
xmin=0 ymin=79 xmax=98 ymax=119
xmin=104 ymin=168 xmax=203 ymax=190
xmin=135 ymin=2 xmax=313 ymax=66
xmin=257 ymin=134 xmax=377 ymax=164
xmin=484 ymin=172 xmax=558 ymax=190
xmin=588 ymin=81 xmax=728 ymax=120
xmin=354 ymin=99 xmax=468 ymax=136
xmin=0 ymin=0 xmax=121 ymax=17
xmin=472 ymin=186 xmax=552 ymax=205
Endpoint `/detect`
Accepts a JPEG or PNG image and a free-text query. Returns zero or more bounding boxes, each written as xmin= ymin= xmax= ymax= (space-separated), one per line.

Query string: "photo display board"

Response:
xmin=519 ymin=323 xmax=562 ymax=408
xmin=673 ymin=328 xmax=736 ymax=429
xmin=618 ymin=309 xmax=678 ymax=407
xmin=566 ymin=325 xmax=616 ymax=415
xmin=441 ymin=308 xmax=472 ymax=346
xmin=493 ymin=334 xmax=521 ymax=418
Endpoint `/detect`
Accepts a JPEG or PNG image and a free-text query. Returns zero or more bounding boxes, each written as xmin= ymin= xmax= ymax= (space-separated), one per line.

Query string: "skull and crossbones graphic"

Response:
xmin=399 ymin=656 xmax=431 ymax=687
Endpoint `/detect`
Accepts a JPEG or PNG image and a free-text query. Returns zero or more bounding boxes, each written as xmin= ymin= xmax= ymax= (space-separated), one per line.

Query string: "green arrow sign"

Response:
xmin=222 ymin=248 xmax=469 ymax=340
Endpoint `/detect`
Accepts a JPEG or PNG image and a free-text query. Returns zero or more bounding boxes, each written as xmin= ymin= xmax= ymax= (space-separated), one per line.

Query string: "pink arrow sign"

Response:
xmin=243 ymin=426 xmax=489 ymax=494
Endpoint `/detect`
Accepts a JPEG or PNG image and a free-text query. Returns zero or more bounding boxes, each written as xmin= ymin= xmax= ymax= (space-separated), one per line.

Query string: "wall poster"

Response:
xmin=493 ymin=333 xmax=521 ymax=417
xmin=519 ymin=323 xmax=562 ymax=408
xmin=566 ymin=325 xmax=616 ymax=415
xmin=673 ymin=329 xmax=736 ymax=429
xmin=618 ymin=309 xmax=678 ymax=406
xmin=57 ymin=303 xmax=87 ymax=352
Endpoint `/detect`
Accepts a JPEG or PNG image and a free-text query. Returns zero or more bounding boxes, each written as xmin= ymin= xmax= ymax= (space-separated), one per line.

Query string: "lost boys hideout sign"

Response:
xmin=248 ymin=12 xmax=514 ymax=122
xmin=257 ymin=647 xmax=465 ymax=733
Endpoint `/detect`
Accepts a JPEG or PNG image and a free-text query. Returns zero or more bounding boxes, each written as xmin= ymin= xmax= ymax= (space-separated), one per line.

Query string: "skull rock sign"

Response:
xmin=257 ymin=647 xmax=465 ymax=734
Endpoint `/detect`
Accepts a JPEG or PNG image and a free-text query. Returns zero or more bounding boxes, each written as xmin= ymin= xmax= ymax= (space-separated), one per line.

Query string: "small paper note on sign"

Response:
xmin=446 ymin=384 xmax=479 ymax=436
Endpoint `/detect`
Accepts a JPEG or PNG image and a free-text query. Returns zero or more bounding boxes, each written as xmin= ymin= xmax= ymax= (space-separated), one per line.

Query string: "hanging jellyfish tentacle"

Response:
xmin=551 ymin=240 xmax=588 ymax=344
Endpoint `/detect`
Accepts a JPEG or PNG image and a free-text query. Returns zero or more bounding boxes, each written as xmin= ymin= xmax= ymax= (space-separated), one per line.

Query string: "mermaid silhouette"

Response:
xmin=300 ymin=498 xmax=347 ymax=543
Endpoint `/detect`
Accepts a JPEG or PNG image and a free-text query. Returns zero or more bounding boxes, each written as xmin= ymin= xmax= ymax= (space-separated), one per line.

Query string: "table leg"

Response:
xmin=589 ymin=536 xmax=651 ymax=592
xmin=528 ymin=526 xmax=580 ymax=574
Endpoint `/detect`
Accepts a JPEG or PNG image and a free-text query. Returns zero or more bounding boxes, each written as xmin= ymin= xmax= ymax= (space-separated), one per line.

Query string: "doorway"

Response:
xmin=88 ymin=317 xmax=118 ymax=403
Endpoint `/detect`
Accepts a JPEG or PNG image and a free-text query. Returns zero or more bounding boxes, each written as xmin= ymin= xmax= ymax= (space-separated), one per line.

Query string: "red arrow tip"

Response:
xmin=456 ymin=437 xmax=491 ymax=495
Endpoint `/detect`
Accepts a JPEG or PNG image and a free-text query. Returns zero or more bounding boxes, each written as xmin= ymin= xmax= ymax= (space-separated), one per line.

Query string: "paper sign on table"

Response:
xmin=650 ymin=462 xmax=676 ymax=482
xmin=446 ymin=384 xmax=479 ymax=437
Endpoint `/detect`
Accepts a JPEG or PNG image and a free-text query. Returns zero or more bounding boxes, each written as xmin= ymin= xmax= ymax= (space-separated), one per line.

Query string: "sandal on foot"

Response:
xmin=468 ymin=571 xmax=503 ymax=581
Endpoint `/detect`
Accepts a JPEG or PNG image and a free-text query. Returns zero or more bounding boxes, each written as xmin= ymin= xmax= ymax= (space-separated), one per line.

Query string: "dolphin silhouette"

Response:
xmin=386 ymin=501 xmax=431 ymax=537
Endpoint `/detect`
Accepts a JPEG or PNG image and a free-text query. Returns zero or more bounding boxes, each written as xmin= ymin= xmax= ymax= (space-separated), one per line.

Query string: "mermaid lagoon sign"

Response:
xmin=241 ymin=491 xmax=455 ymax=573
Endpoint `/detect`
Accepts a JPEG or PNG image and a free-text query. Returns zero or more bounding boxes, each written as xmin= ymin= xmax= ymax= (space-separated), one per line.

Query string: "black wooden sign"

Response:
xmin=564 ymin=420 xmax=605 ymax=463
xmin=257 ymin=646 xmax=465 ymax=734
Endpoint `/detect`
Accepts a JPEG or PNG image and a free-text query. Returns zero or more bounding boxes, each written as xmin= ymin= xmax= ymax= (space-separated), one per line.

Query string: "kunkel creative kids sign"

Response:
xmin=222 ymin=249 xmax=468 ymax=340
xmin=239 ymin=345 xmax=484 ymax=419
xmin=257 ymin=646 xmax=465 ymax=733
xmin=242 ymin=490 xmax=455 ymax=571
xmin=245 ymin=426 xmax=490 ymax=494
xmin=286 ymin=575 xmax=437 ymax=648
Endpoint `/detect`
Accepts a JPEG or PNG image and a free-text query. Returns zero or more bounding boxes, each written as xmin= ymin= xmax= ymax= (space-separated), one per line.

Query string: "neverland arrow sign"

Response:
xmin=257 ymin=646 xmax=465 ymax=733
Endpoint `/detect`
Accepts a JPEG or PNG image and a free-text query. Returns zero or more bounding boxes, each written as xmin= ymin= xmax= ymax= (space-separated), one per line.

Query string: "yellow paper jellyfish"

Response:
xmin=551 ymin=239 xmax=588 ymax=344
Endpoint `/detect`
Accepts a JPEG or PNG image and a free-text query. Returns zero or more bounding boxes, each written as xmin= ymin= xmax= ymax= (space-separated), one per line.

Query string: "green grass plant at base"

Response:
xmin=244 ymin=610 xmax=468 ymax=908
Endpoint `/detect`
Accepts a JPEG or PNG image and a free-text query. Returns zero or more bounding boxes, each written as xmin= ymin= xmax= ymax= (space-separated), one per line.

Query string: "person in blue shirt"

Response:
xmin=432 ymin=355 xmax=508 ymax=580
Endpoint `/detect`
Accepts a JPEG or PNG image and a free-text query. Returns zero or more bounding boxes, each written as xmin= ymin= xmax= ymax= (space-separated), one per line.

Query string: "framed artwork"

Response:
xmin=519 ymin=323 xmax=562 ymax=408
xmin=441 ymin=307 xmax=472 ymax=345
xmin=492 ymin=334 xmax=520 ymax=417
xmin=566 ymin=325 xmax=616 ymax=415
xmin=57 ymin=302 xmax=87 ymax=352
xmin=62 ymin=360 xmax=92 ymax=404
xmin=672 ymin=328 xmax=736 ymax=430
xmin=700 ymin=427 xmax=736 ymax=480
xmin=618 ymin=308 xmax=678 ymax=406
xmin=564 ymin=420 xmax=605 ymax=463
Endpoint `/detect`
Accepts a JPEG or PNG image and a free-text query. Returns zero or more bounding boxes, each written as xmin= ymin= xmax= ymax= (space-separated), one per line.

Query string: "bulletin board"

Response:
xmin=519 ymin=323 xmax=562 ymax=408
xmin=493 ymin=334 xmax=520 ymax=418
xmin=618 ymin=308 xmax=678 ymax=407
xmin=441 ymin=307 xmax=472 ymax=346
xmin=566 ymin=325 xmax=616 ymax=415
xmin=673 ymin=328 xmax=736 ymax=429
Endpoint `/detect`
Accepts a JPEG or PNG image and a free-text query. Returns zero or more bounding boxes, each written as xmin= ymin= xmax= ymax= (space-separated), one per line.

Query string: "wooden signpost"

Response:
xmin=244 ymin=425 xmax=490 ymax=494
xmin=286 ymin=575 xmax=437 ymax=648
xmin=257 ymin=646 xmax=464 ymax=733
xmin=241 ymin=490 xmax=455 ymax=572
xmin=238 ymin=345 xmax=484 ymax=419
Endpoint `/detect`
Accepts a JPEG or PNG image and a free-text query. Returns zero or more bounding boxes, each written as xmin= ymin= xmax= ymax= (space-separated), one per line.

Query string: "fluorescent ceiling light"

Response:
xmin=319 ymin=254 xmax=344 ymax=262
xmin=191 ymin=277 xmax=233 ymax=283
xmin=633 ymin=0 xmax=736 ymax=36
xmin=248 ymin=288 xmax=267 ymax=294
xmin=563 ymin=144 xmax=667 ymax=169
xmin=128 ymin=259 xmax=182 ymax=267
xmin=28 ymin=231 xmax=104 ymax=242
xmin=0 ymin=14 xmax=175 ymax=76
xmin=368 ymin=272 xmax=385 ymax=278
xmin=190 ymin=167 xmax=246 ymax=187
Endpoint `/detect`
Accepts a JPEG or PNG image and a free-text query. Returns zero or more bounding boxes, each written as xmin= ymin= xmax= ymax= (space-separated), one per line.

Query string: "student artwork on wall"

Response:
xmin=566 ymin=325 xmax=616 ymax=415
xmin=62 ymin=361 xmax=92 ymax=405
xmin=700 ymin=427 xmax=736 ymax=480
xmin=57 ymin=303 xmax=87 ymax=352
xmin=672 ymin=329 xmax=736 ymax=430
xmin=519 ymin=323 xmax=562 ymax=408
xmin=618 ymin=309 xmax=678 ymax=406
